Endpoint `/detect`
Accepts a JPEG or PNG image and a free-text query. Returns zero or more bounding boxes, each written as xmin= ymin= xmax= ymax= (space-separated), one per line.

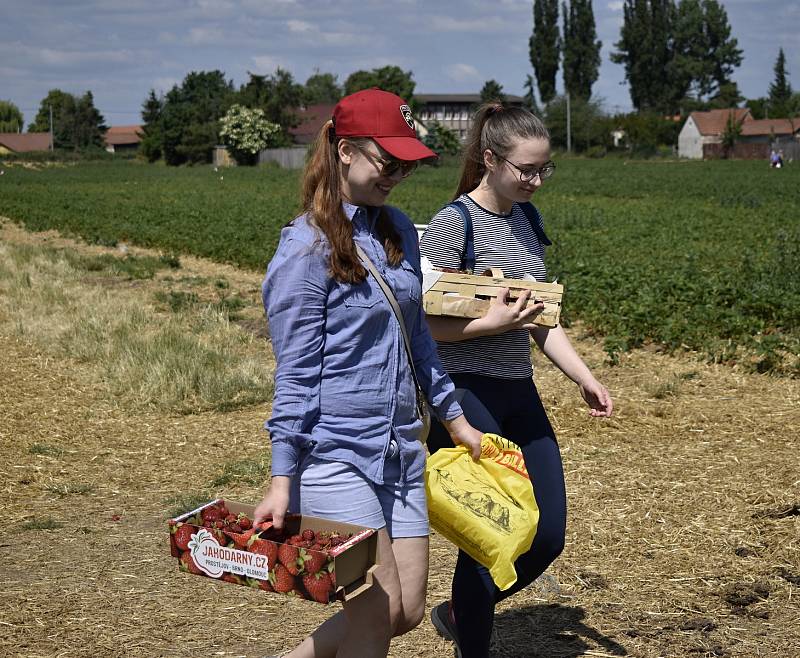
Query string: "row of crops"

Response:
xmin=1 ymin=158 xmax=797 ymax=374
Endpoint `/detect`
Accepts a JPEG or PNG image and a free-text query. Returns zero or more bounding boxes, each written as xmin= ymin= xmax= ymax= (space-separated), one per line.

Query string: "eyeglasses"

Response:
xmin=494 ymin=154 xmax=556 ymax=182
xmin=352 ymin=142 xmax=418 ymax=179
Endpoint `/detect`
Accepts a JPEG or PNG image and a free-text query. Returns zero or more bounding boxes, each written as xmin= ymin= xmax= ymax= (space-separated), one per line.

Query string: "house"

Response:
xmin=677 ymin=108 xmax=751 ymax=159
xmin=289 ymin=103 xmax=336 ymax=145
xmin=104 ymin=125 xmax=143 ymax=154
xmin=416 ymin=94 xmax=526 ymax=140
xmin=0 ymin=132 xmax=52 ymax=154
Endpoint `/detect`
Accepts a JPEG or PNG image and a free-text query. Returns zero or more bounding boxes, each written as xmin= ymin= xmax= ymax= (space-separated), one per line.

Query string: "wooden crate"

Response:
xmin=423 ymin=270 xmax=563 ymax=328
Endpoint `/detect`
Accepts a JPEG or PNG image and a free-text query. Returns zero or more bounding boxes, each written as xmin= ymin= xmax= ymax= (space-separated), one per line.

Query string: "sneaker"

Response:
xmin=431 ymin=601 xmax=462 ymax=658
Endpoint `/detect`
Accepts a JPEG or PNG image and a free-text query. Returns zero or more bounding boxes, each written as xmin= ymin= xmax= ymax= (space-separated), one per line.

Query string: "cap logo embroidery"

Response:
xmin=399 ymin=104 xmax=414 ymax=130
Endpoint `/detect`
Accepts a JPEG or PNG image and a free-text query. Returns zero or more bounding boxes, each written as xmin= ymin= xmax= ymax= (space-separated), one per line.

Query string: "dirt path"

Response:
xmin=1 ymin=222 xmax=798 ymax=657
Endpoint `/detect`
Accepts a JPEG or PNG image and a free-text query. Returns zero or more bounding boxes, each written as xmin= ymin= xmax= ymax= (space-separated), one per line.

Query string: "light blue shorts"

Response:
xmin=289 ymin=453 xmax=429 ymax=538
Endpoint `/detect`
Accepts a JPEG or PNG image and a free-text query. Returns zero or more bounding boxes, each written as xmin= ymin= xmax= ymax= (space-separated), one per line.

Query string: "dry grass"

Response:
xmin=0 ymin=219 xmax=798 ymax=658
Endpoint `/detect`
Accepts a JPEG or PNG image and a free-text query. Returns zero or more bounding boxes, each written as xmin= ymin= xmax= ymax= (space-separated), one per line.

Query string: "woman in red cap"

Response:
xmin=254 ymin=88 xmax=485 ymax=657
xmin=420 ymin=103 xmax=613 ymax=657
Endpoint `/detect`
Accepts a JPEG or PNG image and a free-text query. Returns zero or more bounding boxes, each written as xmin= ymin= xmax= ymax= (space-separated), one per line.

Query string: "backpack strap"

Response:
xmin=520 ymin=202 xmax=553 ymax=246
xmin=447 ymin=200 xmax=475 ymax=273
xmin=446 ymin=200 xmax=551 ymax=275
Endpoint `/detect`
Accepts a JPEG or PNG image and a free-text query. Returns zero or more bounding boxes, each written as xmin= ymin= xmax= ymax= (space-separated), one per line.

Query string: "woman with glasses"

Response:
xmin=420 ymin=103 xmax=613 ymax=658
xmin=255 ymin=88 xmax=484 ymax=658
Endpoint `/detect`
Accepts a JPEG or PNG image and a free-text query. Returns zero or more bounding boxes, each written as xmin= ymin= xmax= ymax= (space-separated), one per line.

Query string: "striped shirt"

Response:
xmin=419 ymin=193 xmax=549 ymax=379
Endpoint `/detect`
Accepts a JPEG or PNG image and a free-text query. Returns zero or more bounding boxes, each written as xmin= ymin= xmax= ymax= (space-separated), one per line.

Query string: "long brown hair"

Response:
xmin=454 ymin=102 xmax=550 ymax=199
xmin=301 ymin=120 xmax=403 ymax=284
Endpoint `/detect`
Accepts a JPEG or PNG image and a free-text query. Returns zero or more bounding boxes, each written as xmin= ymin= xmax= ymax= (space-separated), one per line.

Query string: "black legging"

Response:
xmin=428 ymin=373 xmax=567 ymax=658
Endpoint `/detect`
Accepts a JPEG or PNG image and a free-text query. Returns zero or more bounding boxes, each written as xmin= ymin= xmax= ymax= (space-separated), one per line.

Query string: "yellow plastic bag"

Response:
xmin=425 ymin=434 xmax=539 ymax=590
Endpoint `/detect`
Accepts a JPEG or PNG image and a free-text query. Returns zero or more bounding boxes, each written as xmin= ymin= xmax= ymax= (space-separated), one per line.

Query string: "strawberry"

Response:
xmin=224 ymin=514 xmax=238 ymax=526
xmin=222 ymin=573 xmax=243 ymax=585
xmin=278 ymin=543 xmax=302 ymax=575
xmin=303 ymin=571 xmax=334 ymax=603
xmin=173 ymin=524 xmax=194 ymax=551
xmin=258 ymin=579 xmax=274 ymax=592
xmin=230 ymin=528 xmax=255 ymax=548
xmin=270 ymin=563 xmax=296 ymax=593
xmin=237 ymin=513 xmax=252 ymax=530
xmin=201 ymin=506 xmax=222 ymax=524
xmin=211 ymin=528 xmax=228 ymax=546
xmin=179 ymin=551 xmax=202 ymax=575
xmin=249 ymin=538 xmax=278 ymax=566
xmin=301 ymin=529 xmax=315 ymax=542
xmin=303 ymin=549 xmax=327 ymax=575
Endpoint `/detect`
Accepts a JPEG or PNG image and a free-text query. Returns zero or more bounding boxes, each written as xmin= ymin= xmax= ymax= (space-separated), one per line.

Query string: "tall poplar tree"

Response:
xmin=612 ymin=0 xmax=680 ymax=112
xmin=530 ymin=0 xmax=561 ymax=104
xmin=768 ymin=48 xmax=793 ymax=118
xmin=562 ymin=0 xmax=602 ymax=100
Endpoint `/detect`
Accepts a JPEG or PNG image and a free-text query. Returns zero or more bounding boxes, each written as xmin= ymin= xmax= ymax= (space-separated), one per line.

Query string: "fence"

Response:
xmin=258 ymin=146 xmax=308 ymax=169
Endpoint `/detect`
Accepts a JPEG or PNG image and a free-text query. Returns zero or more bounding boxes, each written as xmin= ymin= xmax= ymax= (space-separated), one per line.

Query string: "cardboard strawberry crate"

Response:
xmin=423 ymin=269 xmax=564 ymax=328
xmin=168 ymin=499 xmax=378 ymax=604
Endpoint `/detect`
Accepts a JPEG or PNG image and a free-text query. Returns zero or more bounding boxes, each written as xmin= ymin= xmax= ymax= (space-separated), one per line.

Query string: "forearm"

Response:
xmin=531 ymin=324 xmax=594 ymax=385
xmin=426 ymin=314 xmax=501 ymax=342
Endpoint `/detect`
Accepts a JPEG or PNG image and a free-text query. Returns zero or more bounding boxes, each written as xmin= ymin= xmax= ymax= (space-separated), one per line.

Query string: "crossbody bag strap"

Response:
xmin=354 ymin=243 xmax=426 ymax=414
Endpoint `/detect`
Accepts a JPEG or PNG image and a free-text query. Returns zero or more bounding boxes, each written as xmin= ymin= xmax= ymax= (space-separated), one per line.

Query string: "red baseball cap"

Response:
xmin=333 ymin=88 xmax=437 ymax=161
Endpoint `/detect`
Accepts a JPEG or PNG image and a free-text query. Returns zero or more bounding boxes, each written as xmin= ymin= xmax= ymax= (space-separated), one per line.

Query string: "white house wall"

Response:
xmin=678 ymin=117 xmax=703 ymax=159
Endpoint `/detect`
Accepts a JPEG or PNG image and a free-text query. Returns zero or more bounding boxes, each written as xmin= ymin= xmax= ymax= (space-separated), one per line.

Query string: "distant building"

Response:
xmin=677 ymin=109 xmax=751 ymax=159
xmin=289 ymin=104 xmax=336 ymax=145
xmin=416 ymin=94 xmax=526 ymax=140
xmin=0 ymin=132 xmax=51 ymax=154
xmin=104 ymin=125 xmax=143 ymax=154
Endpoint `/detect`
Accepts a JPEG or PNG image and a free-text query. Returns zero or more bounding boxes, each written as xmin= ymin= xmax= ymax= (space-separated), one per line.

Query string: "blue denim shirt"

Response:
xmin=263 ymin=202 xmax=463 ymax=485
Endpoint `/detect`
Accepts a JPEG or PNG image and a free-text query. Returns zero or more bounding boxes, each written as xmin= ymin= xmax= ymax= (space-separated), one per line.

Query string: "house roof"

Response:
xmin=104 ymin=125 xmax=143 ymax=146
xmin=289 ymin=104 xmax=336 ymax=144
xmin=689 ymin=108 xmax=751 ymax=136
xmin=740 ymin=118 xmax=799 ymax=137
xmin=0 ymin=132 xmax=51 ymax=152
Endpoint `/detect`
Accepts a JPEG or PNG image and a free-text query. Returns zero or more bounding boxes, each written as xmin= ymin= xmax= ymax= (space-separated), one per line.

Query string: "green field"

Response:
xmin=1 ymin=158 xmax=798 ymax=374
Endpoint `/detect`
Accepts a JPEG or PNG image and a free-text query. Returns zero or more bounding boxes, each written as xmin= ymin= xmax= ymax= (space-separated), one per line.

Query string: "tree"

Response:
xmin=561 ymin=0 xmax=602 ymax=101
xmin=530 ymin=0 xmax=561 ymax=104
xmin=544 ymin=95 xmax=608 ymax=152
xmin=27 ymin=89 xmax=105 ymax=150
xmin=523 ymin=75 xmax=541 ymax=114
xmin=708 ymin=81 xmax=743 ymax=109
xmin=304 ymin=70 xmax=342 ymax=105
xmin=720 ymin=109 xmax=742 ymax=158
xmin=140 ymin=89 xmax=164 ymax=162
xmin=768 ymin=48 xmax=793 ymax=118
xmin=612 ymin=0 xmax=677 ymax=113
xmin=219 ymin=104 xmax=281 ymax=165
xmin=745 ymin=97 xmax=769 ymax=120
xmin=344 ymin=66 xmax=417 ymax=109
xmin=422 ymin=121 xmax=461 ymax=158
xmin=701 ymin=0 xmax=742 ymax=100
xmin=160 ymin=70 xmax=235 ymax=165
xmin=238 ymin=68 xmax=304 ymax=146
xmin=0 ymin=100 xmax=24 ymax=132
xmin=480 ymin=80 xmax=506 ymax=104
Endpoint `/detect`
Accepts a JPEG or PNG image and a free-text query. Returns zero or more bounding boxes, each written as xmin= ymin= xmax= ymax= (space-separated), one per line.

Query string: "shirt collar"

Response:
xmin=343 ymin=202 xmax=382 ymax=230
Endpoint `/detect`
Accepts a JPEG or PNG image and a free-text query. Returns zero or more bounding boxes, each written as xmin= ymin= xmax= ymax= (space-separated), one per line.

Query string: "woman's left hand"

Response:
xmin=578 ymin=377 xmax=613 ymax=417
xmin=442 ymin=414 xmax=485 ymax=460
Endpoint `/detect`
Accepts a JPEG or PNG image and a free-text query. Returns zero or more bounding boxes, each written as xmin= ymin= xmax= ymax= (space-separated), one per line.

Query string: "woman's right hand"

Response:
xmin=476 ymin=288 xmax=544 ymax=335
xmin=442 ymin=414 xmax=485 ymax=460
xmin=253 ymin=475 xmax=291 ymax=530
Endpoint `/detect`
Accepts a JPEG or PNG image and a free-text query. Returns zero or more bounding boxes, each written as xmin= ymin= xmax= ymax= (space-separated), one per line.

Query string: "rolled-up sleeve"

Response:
xmin=404 ymin=225 xmax=463 ymax=422
xmin=263 ymin=234 xmax=329 ymax=476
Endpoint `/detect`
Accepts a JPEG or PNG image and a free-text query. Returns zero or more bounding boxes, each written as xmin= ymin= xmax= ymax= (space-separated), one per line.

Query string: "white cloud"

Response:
xmin=607 ymin=1 xmax=624 ymax=11
xmin=428 ymin=15 xmax=507 ymax=33
xmin=187 ymin=26 xmax=226 ymax=45
xmin=38 ymin=48 xmax=138 ymax=66
xmin=251 ymin=55 xmax=283 ymax=73
xmin=287 ymin=19 xmax=314 ymax=33
xmin=447 ymin=63 xmax=481 ymax=82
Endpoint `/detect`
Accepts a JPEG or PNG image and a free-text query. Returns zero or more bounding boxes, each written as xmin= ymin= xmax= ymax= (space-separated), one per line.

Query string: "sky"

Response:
xmin=1 ymin=0 xmax=798 ymax=128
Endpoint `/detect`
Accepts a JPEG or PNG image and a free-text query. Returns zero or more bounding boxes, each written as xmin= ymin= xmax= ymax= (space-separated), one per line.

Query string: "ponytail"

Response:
xmin=301 ymin=122 xmax=403 ymax=284
xmin=454 ymin=102 xmax=550 ymax=199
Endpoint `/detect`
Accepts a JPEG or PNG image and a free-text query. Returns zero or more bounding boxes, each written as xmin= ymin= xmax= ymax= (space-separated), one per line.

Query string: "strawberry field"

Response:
xmin=1 ymin=158 xmax=797 ymax=374
xmin=1 ymin=220 xmax=798 ymax=657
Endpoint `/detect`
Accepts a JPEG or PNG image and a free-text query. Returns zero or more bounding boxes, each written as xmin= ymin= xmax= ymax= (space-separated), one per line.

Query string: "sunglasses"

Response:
xmin=352 ymin=142 xmax=418 ymax=179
